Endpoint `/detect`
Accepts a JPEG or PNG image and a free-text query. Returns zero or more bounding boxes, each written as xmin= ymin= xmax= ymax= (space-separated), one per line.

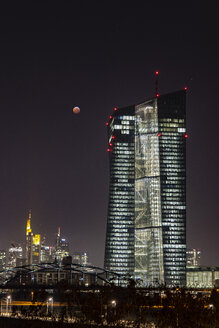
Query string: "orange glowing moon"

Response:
xmin=73 ymin=106 xmax=80 ymax=114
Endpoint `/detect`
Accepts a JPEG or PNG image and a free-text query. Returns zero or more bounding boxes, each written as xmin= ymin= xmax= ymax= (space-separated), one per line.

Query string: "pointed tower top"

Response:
xmin=58 ymin=226 xmax=61 ymax=237
xmin=26 ymin=209 xmax=32 ymax=236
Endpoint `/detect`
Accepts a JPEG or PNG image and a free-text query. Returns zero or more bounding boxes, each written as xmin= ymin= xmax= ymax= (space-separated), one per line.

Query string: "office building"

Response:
xmin=104 ymin=90 xmax=187 ymax=287
xmin=55 ymin=227 xmax=69 ymax=264
xmin=26 ymin=210 xmax=33 ymax=265
xmin=186 ymin=248 xmax=201 ymax=267
xmin=0 ymin=250 xmax=6 ymax=271
xmin=32 ymin=234 xmax=41 ymax=264
xmin=41 ymin=239 xmax=55 ymax=263
xmin=187 ymin=266 xmax=219 ymax=288
xmin=25 ymin=210 xmax=41 ymax=265
xmin=72 ymin=252 xmax=89 ymax=266
xmin=8 ymin=244 xmax=23 ymax=269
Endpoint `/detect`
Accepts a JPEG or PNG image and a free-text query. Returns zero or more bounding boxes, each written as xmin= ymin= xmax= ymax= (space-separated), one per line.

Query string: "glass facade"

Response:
xmin=135 ymin=99 xmax=164 ymax=285
xmin=158 ymin=91 xmax=186 ymax=287
xmin=104 ymin=107 xmax=135 ymax=277
xmin=104 ymin=90 xmax=187 ymax=287
xmin=187 ymin=267 xmax=219 ymax=288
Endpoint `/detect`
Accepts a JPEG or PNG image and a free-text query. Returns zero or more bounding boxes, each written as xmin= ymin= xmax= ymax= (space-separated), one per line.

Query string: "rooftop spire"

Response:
xmin=26 ymin=209 xmax=32 ymax=236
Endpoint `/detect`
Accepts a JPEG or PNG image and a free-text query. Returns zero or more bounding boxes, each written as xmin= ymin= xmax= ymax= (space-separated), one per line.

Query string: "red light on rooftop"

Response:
xmin=155 ymin=70 xmax=159 ymax=76
xmin=184 ymin=86 xmax=188 ymax=91
xmin=105 ymin=122 xmax=109 ymax=126
xmin=156 ymin=93 xmax=160 ymax=98
xmin=112 ymin=136 xmax=116 ymax=139
xmin=184 ymin=134 xmax=188 ymax=138
xmin=114 ymin=107 xmax=118 ymax=111
xmin=109 ymin=115 xmax=113 ymax=119
xmin=158 ymin=133 xmax=162 ymax=137
xmin=107 ymin=148 xmax=111 ymax=152
xmin=109 ymin=143 xmax=113 ymax=146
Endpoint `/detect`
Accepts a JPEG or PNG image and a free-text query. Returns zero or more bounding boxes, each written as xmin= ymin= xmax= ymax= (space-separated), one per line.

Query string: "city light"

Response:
xmin=111 ymin=300 xmax=117 ymax=307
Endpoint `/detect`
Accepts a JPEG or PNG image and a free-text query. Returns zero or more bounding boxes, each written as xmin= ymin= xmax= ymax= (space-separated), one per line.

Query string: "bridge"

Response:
xmin=0 ymin=262 xmax=130 ymax=288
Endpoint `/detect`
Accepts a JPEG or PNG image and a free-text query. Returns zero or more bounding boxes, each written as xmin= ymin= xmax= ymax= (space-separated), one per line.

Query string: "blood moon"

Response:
xmin=72 ymin=106 xmax=80 ymax=114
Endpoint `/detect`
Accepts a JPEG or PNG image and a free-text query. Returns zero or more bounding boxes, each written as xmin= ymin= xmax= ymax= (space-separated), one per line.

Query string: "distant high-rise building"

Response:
xmin=0 ymin=250 xmax=6 ymax=271
xmin=72 ymin=252 xmax=88 ymax=266
xmin=8 ymin=244 xmax=23 ymax=269
xmin=187 ymin=266 xmax=219 ymax=288
xmin=32 ymin=234 xmax=41 ymax=265
xmin=25 ymin=210 xmax=41 ymax=265
xmin=104 ymin=90 xmax=187 ymax=287
xmin=40 ymin=236 xmax=55 ymax=263
xmin=26 ymin=210 xmax=33 ymax=265
xmin=55 ymin=227 xmax=69 ymax=264
xmin=187 ymin=249 xmax=201 ymax=267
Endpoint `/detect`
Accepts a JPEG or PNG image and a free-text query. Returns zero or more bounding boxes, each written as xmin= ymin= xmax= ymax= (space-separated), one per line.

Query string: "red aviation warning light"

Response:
xmin=113 ymin=107 xmax=118 ymax=111
xmin=184 ymin=134 xmax=188 ymax=138
xmin=184 ymin=86 xmax=188 ymax=91
xmin=155 ymin=70 xmax=159 ymax=97
xmin=105 ymin=122 xmax=109 ymax=126
xmin=109 ymin=115 xmax=113 ymax=119
xmin=158 ymin=132 xmax=162 ymax=137
xmin=112 ymin=135 xmax=116 ymax=140
xmin=107 ymin=148 xmax=111 ymax=152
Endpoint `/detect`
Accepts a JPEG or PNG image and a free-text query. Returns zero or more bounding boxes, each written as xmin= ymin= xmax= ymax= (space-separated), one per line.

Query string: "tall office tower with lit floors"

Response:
xmin=104 ymin=90 xmax=187 ymax=287
xmin=104 ymin=106 xmax=135 ymax=278
xmin=26 ymin=210 xmax=41 ymax=265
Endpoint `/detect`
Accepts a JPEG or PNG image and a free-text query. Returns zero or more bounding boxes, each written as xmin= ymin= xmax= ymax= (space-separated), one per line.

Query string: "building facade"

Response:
xmin=8 ymin=245 xmax=23 ymax=269
xmin=104 ymin=90 xmax=187 ymax=287
xmin=25 ymin=210 xmax=41 ymax=265
xmin=0 ymin=250 xmax=6 ymax=271
xmin=72 ymin=252 xmax=89 ymax=266
xmin=55 ymin=227 xmax=69 ymax=264
xmin=187 ymin=267 xmax=219 ymax=288
xmin=187 ymin=248 xmax=201 ymax=267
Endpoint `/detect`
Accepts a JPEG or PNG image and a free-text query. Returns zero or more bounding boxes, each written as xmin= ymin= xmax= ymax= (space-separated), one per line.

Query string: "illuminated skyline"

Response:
xmin=0 ymin=3 xmax=218 ymax=267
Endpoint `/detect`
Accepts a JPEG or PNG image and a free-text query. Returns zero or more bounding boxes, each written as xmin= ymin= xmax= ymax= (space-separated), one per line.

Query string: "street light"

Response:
xmin=47 ymin=297 xmax=53 ymax=316
xmin=111 ymin=299 xmax=117 ymax=316
xmin=111 ymin=300 xmax=116 ymax=307
xmin=6 ymin=295 xmax=11 ymax=316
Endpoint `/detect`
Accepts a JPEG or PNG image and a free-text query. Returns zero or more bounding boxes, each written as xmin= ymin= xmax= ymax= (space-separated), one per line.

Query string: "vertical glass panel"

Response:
xmin=135 ymin=100 xmax=164 ymax=285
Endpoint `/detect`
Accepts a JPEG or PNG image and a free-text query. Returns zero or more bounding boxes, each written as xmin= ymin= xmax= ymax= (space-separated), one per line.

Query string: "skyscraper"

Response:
xmin=26 ymin=210 xmax=33 ymax=265
xmin=55 ymin=227 xmax=69 ymax=264
xmin=25 ymin=210 xmax=41 ymax=265
xmin=0 ymin=250 xmax=6 ymax=271
xmin=8 ymin=244 xmax=23 ymax=269
xmin=104 ymin=90 xmax=187 ymax=287
xmin=72 ymin=252 xmax=89 ymax=266
xmin=187 ymin=249 xmax=201 ymax=267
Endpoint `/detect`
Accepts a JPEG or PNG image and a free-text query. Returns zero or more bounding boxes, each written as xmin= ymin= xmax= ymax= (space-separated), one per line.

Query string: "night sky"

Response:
xmin=0 ymin=2 xmax=218 ymax=267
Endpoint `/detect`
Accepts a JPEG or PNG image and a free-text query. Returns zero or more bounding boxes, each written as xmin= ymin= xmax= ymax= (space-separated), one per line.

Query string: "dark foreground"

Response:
xmin=0 ymin=286 xmax=219 ymax=327
xmin=0 ymin=317 xmax=132 ymax=328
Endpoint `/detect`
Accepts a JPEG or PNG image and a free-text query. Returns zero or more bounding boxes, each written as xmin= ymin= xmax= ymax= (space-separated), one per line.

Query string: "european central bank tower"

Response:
xmin=104 ymin=90 xmax=187 ymax=287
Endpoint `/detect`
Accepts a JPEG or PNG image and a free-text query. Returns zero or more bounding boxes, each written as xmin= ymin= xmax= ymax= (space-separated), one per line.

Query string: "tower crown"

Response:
xmin=26 ymin=209 xmax=32 ymax=236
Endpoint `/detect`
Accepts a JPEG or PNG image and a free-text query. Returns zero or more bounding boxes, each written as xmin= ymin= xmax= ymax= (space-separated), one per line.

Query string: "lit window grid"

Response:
xmin=105 ymin=112 xmax=135 ymax=276
xmin=158 ymin=97 xmax=186 ymax=287
xmin=134 ymin=99 xmax=164 ymax=285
